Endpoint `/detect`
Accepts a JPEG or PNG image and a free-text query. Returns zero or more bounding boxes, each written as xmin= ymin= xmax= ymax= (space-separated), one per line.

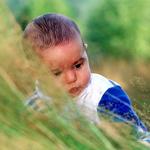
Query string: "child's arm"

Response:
xmin=97 ymin=81 xmax=147 ymax=132
xmin=25 ymin=80 xmax=52 ymax=111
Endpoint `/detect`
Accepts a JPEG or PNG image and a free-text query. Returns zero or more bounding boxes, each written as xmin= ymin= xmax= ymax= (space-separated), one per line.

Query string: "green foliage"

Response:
xmin=6 ymin=0 xmax=76 ymax=29
xmin=86 ymin=0 xmax=150 ymax=60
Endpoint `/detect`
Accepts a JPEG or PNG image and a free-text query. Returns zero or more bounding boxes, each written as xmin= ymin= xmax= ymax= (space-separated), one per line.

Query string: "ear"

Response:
xmin=84 ymin=43 xmax=88 ymax=49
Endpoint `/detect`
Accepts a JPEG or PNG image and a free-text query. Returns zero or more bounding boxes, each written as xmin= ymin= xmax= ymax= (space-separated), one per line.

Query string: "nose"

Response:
xmin=64 ymin=70 xmax=77 ymax=84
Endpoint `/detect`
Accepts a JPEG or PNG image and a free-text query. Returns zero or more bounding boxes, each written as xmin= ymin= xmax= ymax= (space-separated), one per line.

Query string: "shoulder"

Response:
xmin=91 ymin=73 xmax=131 ymax=106
xmin=91 ymin=73 xmax=117 ymax=95
xmin=97 ymin=74 xmax=132 ymax=109
xmin=86 ymin=73 xmax=117 ymax=108
xmin=76 ymin=73 xmax=114 ymax=109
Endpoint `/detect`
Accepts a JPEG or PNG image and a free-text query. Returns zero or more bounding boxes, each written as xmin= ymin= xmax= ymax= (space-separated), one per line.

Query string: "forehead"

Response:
xmin=39 ymin=38 xmax=85 ymax=68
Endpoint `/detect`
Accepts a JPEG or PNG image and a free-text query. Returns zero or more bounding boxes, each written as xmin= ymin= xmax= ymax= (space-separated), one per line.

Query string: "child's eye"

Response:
xmin=74 ymin=59 xmax=85 ymax=69
xmin=75 ymin=63 xmax=82 ymax=69
xmin=53 ymin=71 xmax=62 ymax=76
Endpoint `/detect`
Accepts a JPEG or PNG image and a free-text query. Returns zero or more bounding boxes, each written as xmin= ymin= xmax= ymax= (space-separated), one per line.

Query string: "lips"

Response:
xmin=68 ymin=87 xmax=80 ymax=96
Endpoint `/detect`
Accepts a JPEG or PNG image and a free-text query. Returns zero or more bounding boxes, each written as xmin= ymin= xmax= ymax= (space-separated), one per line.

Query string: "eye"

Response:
xmin=74 ymin=59 xmax=84 ymax=69
xmin=53 ymin=71 xmax=62 ymax=76
xmin=74 ymin=58 xmax=85 ymax=69
xmin=75 ymin=63 xmax=82 ymax=69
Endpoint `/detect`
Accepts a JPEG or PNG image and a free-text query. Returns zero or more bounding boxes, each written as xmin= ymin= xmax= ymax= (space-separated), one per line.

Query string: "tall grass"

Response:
xmin=0 ymin=0 xmax=150 ymax=149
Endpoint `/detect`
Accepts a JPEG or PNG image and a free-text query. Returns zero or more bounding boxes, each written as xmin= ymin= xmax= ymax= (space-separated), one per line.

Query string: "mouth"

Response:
xmin=68 ymin=87 xmax=81 ymax=96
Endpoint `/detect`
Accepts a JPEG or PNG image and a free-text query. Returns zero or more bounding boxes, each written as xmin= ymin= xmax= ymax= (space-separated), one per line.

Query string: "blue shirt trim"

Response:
xmin=97 ymin=85 xmax=147 ymax=131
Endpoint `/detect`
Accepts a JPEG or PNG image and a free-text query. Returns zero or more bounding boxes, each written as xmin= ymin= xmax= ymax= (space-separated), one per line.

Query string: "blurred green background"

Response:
xmin=0 ymin=0 xmax=150 ymax=149
xmin=6 ymin=0 xmax=150 ymax=60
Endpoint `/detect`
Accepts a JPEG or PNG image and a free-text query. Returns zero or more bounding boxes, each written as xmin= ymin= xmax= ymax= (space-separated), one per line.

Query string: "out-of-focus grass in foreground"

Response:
xmin=0 ymin=0 xmax=150 ymax=149
xmin=0 ymin=74 xmax=149 ymax=150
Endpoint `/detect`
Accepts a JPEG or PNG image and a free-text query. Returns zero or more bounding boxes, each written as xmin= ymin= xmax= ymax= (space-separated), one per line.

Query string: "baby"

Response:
xmin=23 ymin=13 xmax=149 ymax=139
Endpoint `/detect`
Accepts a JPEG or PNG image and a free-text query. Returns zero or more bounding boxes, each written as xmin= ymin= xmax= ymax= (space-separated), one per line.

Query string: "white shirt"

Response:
xmin=75 ymin=73 xmax=114 ymax=123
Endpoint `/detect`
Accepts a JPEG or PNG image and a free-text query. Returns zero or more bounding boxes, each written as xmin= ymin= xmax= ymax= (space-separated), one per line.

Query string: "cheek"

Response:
xmin=78 ymin=66 xmax=91 ymax=86
xmin=53 ymin=74 xmax=69 ymax=88
xmin=52 ymin=76 xmax=63 ymax=88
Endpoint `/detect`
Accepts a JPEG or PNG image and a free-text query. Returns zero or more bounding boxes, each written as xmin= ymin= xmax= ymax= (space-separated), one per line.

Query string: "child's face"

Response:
xmin=38 ymin=37 xmax=91 ymax=97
